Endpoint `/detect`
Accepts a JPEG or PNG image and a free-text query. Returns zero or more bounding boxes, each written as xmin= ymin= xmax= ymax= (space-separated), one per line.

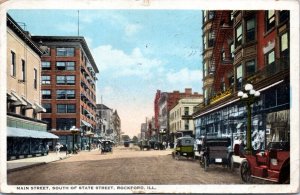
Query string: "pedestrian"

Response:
xmin=55 ymin=143 xmax=60 ymax=154
xmin=46 ymin=144 xmax=49 ymax=155
xmin=65 ymin=144 xmax=68 ymax=155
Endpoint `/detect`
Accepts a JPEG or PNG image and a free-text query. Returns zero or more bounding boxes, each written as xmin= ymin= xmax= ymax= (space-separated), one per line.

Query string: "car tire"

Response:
xmin=240 ymin=159 xmax=251 ymax=183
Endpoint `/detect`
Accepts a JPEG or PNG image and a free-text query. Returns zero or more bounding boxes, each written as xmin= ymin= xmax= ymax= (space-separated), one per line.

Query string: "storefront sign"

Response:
xmin=210 ymin=88 xmax=232 ymax=104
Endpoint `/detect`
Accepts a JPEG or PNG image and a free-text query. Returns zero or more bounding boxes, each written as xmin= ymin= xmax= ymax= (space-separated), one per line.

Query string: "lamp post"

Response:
xmin=238 ymin=83 xmax=260 ymax=154
xmin=70 ymin=127 xmax=80 ymax=154
xmin=85 ymin=131 xmax=94 ymax=151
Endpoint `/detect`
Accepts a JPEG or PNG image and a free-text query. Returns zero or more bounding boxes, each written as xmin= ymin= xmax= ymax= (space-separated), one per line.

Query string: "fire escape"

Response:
xmin=209 ymin=11 xmax=233 ymax=97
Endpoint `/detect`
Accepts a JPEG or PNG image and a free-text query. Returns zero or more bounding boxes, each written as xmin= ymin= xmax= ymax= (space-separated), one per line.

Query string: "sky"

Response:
xmin=8 ymin=9 xmax=203 ymax=137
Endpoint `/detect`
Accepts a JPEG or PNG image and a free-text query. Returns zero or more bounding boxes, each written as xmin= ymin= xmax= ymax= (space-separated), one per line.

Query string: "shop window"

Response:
xmin=246 ymin=17 xmax=255 ymax=42
xmin=245 ymin=60 xmax=256 ymax=77
xmin=264 ymin=89 xmax=276 ymax=109
xmin=235 ymin=24 xmax=243 ymax=48
xmin=11 ymin=51 xmax=16 ymax=77
xmin=56 ymin=118 xmax=76 ymax=130
xmin=265 ymin=10 xmax=275 ymax=32
xmin=20 ymin=106 xmax=26 ymax=116
xmin=277 ymin=84 xmax=290 ymax=106
xmin=42 ymin=61 xmax=51 ymax=70
xmin=41 ymin=75 xmax=51 ymax=85
xmin=42 ymin=90 xmax=51 ymax=99
xmin=42 ymin=103 xmax=52 ymax=113
xmin=279 ymin=10 xmax=289 ymax=24
xmin=56 ymin=48 xmax=75 ymax=57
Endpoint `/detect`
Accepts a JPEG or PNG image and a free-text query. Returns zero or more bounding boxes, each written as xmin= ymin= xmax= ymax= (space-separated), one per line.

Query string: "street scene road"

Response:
xmin=7 ymin=146 xmax=242 ymax=185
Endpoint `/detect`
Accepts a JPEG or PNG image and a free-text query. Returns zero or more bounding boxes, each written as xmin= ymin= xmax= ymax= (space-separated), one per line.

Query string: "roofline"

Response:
xmin=31 ymin=35 xmax=99 ymax=73
xmin=7 ymin=14 xmax=43 ymax=56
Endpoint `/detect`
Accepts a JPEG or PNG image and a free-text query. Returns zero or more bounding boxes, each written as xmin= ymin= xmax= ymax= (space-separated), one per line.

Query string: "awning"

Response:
xmin=84 ymin=109 xmax=94 ymax=119
xmin=22 ymin=97 xmax=36 ymax=109
xmin=7 ymin=92 xmax=17 ymax=101
xmin=81 ymin=120 xmax=92 ymax=127
xmin=236 ymin=123 xmax=244 ymax=129
xmin=11 ymin=91 xmax=27 ymax=106
xmin=7 ymin=127 xmax=59 ymax=139
xmin=34 ymin=102 xmax=46 ymax=113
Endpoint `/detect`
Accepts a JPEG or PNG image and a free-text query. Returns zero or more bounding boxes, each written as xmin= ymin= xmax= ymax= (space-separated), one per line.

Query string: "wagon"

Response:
xmin=199 ymin=137 xmax=231 ymax=171
xmin=240 ymin=141 xmax=290 ymax=183
xmin=172 ymin=136 xmax=194 ymax=160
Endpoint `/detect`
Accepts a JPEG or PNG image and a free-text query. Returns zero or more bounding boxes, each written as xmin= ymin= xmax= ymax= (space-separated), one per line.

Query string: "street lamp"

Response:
xmin=238 ymin=83 xmax=260 ymax=154
xmin=70 ymin=126 xmax=80 ymax=154
xmin=85 ymin=131 xmax=94 ymax=151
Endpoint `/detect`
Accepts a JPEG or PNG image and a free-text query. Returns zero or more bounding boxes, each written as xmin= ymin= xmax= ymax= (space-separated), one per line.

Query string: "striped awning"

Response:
xmin=7 ymin=127 xmax=59 ymax=139
xmin=81 ymin=120 xmax=92 ymax=127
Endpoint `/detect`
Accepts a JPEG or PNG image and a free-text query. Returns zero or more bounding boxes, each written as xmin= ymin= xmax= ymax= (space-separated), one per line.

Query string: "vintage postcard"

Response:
xmin=0 ymin=0 xmax=299 ymax=193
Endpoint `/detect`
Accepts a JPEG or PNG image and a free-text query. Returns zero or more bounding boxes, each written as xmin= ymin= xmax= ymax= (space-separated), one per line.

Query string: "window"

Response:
xmin=265 ymin=50 xmax=276 ymax=75
xmin=56 ymin=75 xmax=75 ymax=85
xmin=203 ymin=11 xmax=207 ymax=22
xmin=56 ymin=90 xmax=75 ymax=99
xmin=245 ymin=60 xmax=256 ymax=76
xmin=246 ymin=18 xmax=255 ymax=42
xmin=42 ymin=90 xmax=51 ymax=99
xmin=279 ymin=10 xmax=289 ymax=23
xmin=280 ymin=32 xmax=289 ymax=62
xmin=235 ymin=24 xmax=243 ymax=48
xmin=34 ymin=68 xmax=37 ymax=89
xmin=20 ymin=106 xmax=26 ymax=116
xmin=42 ymin=61 xmax=51 ymax=70
xmin=203 ymin=34 xmax=207 ymax=50
xmin=221 ymin=50 xmax=225 ymax=62
xmin=42 ymin=118 xmax=52 ymax=130
xmin=56 ymin=118 xmax=76 ymax=130
xmin=21 ymin=60 xmax=25 ymax=81
xmin=56 ymin=48 xmax=75 ymax=57
xmin=236 ymin=64 xmax=243 ymax=90
xmin=265 ymin=10 xmax=275 ymax=32
xmin=208 ymin=11 xmax=214 ymax=20
xmin=185 ymin=120 xmax=189 ymax=130
xmin=208 ymin=31 xmax=214 ymax=47
xmin=56 ymin=62 xmax=75 ymax=70
xmin=57 ymin=104 xmax=76 ymax=113
xmin=41 ymin=75 xmax=51 ymax=85
xmin=230 ymin=43 xmax=234 ymax=59
xmin=11 ymin=51 xmax=16 ymax=76
xmin=42 ymin=103 xmax=52 ymax=113
xmin=184 ymin=107 xmax=189 ymax=115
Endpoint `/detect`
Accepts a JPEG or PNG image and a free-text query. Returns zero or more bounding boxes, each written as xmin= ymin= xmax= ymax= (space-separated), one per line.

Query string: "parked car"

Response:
xmin=199 ymin=137 xmax=231 ymax=171
xmin=102 ymin=140 xmax=113 ymax=153
xmin=172 ymin=136 xmax=194 ymax=160
xmin=240 ymin=141 xmax=290 ymax=184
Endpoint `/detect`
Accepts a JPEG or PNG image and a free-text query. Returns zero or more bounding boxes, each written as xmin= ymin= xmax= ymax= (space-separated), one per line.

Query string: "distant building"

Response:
xmin=112 ymin=110 xmax=121 ymax=144
xmin=154 ymin=88 xmax=203 ymax=143
xmin=96 ymin=104 xmax=113 ymax=138
xmin=169 ymin=97 xmax=203 ymax=140
xmin=6 ymin=15 xmax=58 ymax=160
xmin=31 ymin=35 xmax=99 ymax=150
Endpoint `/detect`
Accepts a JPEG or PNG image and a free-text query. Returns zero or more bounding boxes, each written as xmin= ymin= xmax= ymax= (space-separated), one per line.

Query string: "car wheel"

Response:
xmin=240 ymin=159 xmax=251 ymax=183
xmin=175 ymin=152 xmax=180 ymax=160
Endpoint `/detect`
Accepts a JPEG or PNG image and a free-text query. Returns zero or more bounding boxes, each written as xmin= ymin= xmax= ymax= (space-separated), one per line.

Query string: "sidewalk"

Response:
xmin=7 ymin=152 xmax=70 ymax=173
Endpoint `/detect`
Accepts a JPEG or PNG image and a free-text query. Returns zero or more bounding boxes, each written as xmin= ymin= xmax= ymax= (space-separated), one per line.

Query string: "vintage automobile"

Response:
xmin=172 ymin=136 xmax=194 ymax=160
xmin=101 ymin=140 xmax=113 ymax=153
xmin=124 ymin=140 xmax=130 ymax=147
xmin=240 ymin=141 xmax=290 ymax=184
xmin=199 ymin=137 xmax=231 ymax=171
xmin=139 ymin=140 xmax=150 ymax=150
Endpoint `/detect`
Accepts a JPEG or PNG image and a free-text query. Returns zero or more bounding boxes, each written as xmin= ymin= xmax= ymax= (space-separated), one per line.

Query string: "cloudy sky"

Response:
xmin=9 ymin=10 xmax=203 ymax=137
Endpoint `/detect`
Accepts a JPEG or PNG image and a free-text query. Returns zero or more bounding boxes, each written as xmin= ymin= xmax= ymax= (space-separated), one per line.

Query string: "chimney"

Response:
xmin=185 ymin=88 xmax=192 ymax=95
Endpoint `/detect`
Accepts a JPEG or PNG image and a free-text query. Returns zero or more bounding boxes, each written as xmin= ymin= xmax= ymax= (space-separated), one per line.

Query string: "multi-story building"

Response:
xmin=96 ymin=104 xmax=114 ymax=139
xmin=111 ymin=110 xmax=121 ymax=144
xmin=6 ymin=15 xmax=58 ymax=160
xmin=194 ymin=10 xmax=290 ymax=151
xmin=169 ymin=97 xmax=203 ymax=138
xmin=154 ymin=88 xmax=203 ymax=143
xmin=31 ymin=36 xmax=99 ymax=151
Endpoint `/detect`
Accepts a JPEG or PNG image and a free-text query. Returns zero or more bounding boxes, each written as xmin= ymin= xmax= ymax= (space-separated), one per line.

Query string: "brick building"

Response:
xmin=31 ymin=36 xmax=99 ymax=150
xmin=194 ymin=10 xmax=289 ymax=150
xmin=154 ymin=88 xmax=203 ymax=142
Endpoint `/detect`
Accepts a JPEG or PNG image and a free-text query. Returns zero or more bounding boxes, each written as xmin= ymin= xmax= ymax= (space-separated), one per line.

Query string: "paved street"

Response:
xmin=7 ymin=146 xmax=242 ymax=185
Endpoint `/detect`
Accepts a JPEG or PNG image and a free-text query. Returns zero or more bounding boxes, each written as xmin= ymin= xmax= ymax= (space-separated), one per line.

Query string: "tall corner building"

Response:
xmin=31 ymin=36 xmax=99 ymax=149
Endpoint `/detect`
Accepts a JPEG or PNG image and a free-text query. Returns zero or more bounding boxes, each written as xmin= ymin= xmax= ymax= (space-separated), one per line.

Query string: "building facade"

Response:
xmin=96 ymin=104 xmax=114 ymax=139
xmin=6 ymin=15 xmax=58 ymax=160
xmin=111 ymin=110 xmax=121 ymax=144
xmin=169 ymin=97 xmax=203 ymax=137
xmin=31 ymin=36 xmax=99 ymax=151
xmin=194 ymin=10 xmax=290 ymax=150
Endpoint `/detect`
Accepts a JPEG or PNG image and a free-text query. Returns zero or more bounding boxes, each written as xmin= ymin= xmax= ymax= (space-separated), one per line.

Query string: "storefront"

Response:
xmin=194 ymin=81 xmax=290 ymax=151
